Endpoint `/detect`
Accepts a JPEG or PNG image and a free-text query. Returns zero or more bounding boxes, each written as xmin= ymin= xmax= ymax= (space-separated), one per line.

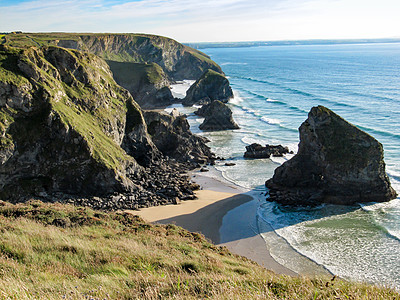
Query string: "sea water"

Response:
xmin=171 ymin=43 xmax=400 ymax=288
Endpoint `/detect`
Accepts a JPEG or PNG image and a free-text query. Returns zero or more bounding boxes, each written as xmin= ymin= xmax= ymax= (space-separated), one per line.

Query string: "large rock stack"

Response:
xmin=266 ymin=106 xmax=397 ymax=205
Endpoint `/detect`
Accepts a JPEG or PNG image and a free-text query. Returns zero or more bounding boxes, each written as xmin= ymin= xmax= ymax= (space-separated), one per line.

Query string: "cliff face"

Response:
xmin=0 ymin=45 xmax=210 ymax=205
xmin=266 ymin=106 xmax=397 ymax=205
xmin=144 ymin=109 xmax=215 ymax=165
xmin=106 ymin=61 xmax=174 ymax=108
xmin=0 ymin=45 xmax=141 ymax=199
xmin=3 ymin=33 xmax=224 ymax=109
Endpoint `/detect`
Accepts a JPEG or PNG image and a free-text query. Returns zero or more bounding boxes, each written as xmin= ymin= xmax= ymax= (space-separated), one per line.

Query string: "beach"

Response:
xmin=131 ymin=172 xmax=299 ymax=276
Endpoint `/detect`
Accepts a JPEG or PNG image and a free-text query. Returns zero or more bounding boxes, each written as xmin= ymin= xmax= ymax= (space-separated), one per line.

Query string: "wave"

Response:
xmin=387 ymin=170 xmax=400 ymax=183
xmin=221 ymin=62 xmax=248 ymax=66
xmin=260 ymin=116 xmax=281 ymax=125
xmin=236 ymin=88 xmax=309 ymax=114
xmin=239 ymin=105 xmax=298 ymax=133
xmin=232 ymin=75 xmax=373 ymax=112
xmin=229 ymin=90 xmax=244 ymax=105
xmin=356 ymin=125 xmax=400 ymax=141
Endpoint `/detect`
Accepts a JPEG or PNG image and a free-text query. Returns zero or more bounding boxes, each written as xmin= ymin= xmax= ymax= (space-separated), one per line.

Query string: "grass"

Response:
xmin=3 ymin=33 xmax=222 ymax=75
xmin=0 ymin=45 xmax=138 ymax=172
xmin=0 ymin=200 xmax=398 ymax=299
xmin=107 ymin=60 xmax=167 ymax=88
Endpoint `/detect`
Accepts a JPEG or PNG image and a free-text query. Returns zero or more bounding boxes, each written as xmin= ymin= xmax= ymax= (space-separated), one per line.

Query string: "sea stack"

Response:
xmin=183 ymin=69 xmax=233 ymax=106
xmin=197 ymin=101 xmax=239 ymax=131
xmin=265 ymin=106 xmax=397 ymax=205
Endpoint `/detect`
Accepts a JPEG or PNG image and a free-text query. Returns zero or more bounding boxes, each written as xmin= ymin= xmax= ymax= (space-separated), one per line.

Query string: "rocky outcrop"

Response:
xmin=4 ymin=33 xmax=225 ymax=109
xmin=244 ymin=143 xmax=291 ymax=159
xmin=4 ymin=33 xmax=222 ymax=81
xmin=196 ymin=101 xmax=239 ymax=131
xmin=0 ymin=45 xmax=208 ymax=206
xmin=144 ymin=109 xmax=215 ymax=165
xmin=265 ymin=106 xmax=397 ymax=205
xmin=107 ymin=61 xmax=174 ymax=109
xmin=183 ymin=70 xmax=233 ymax=106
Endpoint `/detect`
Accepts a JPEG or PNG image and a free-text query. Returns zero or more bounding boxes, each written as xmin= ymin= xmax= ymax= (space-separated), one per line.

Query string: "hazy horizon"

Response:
xmin=1 ymin=0 xmax=399 ymax=43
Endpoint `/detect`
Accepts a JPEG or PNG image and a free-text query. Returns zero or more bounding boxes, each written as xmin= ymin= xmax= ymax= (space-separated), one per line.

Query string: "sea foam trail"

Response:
xmin=170 ymin=80 xmax=195 ymax=99
xmin=233 ymin=75 xmax=362 ymax=107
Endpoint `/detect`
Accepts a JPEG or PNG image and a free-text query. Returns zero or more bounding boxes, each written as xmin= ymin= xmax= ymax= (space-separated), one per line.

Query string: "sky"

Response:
xmin=0 ymin=0 xmax=399 ymax=43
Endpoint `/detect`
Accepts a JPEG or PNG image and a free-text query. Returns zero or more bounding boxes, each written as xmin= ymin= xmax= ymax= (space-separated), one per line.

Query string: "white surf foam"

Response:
xmin=260 ymin=116 xmax=281 ymax=125
xmin=170 ymin=80 xmax=195 ymax=99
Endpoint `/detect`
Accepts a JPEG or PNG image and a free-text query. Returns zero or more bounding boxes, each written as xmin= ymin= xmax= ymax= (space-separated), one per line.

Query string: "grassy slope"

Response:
xmin=0 ymin=46 xmax=135 ymax=172
xmin=106 ymin=60 xmax=166 ymax=88
xmin=0 ymin=201 xmax=398 ymax=299
xmin=2 ymin=32 xmax=216 ymax=67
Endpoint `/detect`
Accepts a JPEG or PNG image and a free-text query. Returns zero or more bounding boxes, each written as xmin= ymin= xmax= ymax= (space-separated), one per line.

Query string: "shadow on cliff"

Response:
xmin=152 ymin=189 xmax=362 ymax=245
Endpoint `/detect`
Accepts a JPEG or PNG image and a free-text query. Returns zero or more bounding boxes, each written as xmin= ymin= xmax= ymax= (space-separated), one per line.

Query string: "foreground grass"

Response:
xmin=0 ymin=201 xmax=397 ymax=299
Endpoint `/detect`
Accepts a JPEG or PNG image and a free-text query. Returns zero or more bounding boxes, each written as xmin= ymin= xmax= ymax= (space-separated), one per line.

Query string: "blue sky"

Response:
xmin=1 ymin=0 xmax=399 ymax=42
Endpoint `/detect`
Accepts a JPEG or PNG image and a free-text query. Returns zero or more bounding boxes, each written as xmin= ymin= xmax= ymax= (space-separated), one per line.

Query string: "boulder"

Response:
xmin=183 ymin=69 xmax=233 ymax=106
xmin=244 ymin=143 xmax=290 ymax=159
xmin=265 ymin=106 xmax=397 ymax=205
xmin=198 ymin=101 xmax=239 ymax=131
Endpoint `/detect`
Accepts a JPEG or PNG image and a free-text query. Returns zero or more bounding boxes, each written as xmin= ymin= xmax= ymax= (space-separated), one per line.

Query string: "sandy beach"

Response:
xmin=130 ymin=172 xmax=298 ymax=276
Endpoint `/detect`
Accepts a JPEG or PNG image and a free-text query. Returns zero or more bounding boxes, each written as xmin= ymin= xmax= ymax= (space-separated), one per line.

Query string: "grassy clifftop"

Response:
xmin=0 ymin=45 xmax=145 ymax=198
xmin=2 ymin=32 xmax=222 ymax=81
xmin=0 ymin=200 xmax=398 ymax=299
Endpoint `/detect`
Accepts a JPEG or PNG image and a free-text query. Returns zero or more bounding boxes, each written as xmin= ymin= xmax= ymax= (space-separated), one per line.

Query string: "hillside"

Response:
xmin=1 ymin=32 xmax=225 ymax=109
xmin=0 ymin=200 xmax=398 ymax=299
xmin=1 ymin=32 xmax=222 ymax=81
xmin=0 ymin=44 xmax=213 ymax=205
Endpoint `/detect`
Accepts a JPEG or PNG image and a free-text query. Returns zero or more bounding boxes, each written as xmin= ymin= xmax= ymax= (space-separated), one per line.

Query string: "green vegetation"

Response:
xmin=0 ymin=45 xmax=137 ymax=172
xmin=0 ymin=46 xmax=30 ymax=86
xmin=3 ymin=32 xmax=222 ymax=78
xmin=0 ymin=201 xmax=397 ymax=299
xmin=107 ymin=60 xmax=167 ymax=89
xmin=310 ymin=106 xmax=380 ymax=168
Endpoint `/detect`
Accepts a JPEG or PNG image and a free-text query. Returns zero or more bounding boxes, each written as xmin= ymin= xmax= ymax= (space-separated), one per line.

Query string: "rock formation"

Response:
xmin=244 ymin=143 xmax=290 ymax=159
xmin=196 ymin=101 xmax=239 ymax=131
xmin=0 ymin=45 xmax=211 ymax=207
xmin=3 ymin=33 xmax=223 ymax=109
xmin=107 ymin=61 xmax=174 ymax=109
xmin=183 ymin=70 xmax=233 ymax=106
xmin=266 ymin=106 xmax=397 ymax=205
xmin=143 ymin=109 xmax=215 ymax=165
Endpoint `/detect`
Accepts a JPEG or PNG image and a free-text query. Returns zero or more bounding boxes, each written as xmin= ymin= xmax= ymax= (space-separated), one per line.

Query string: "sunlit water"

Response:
xmin=171 ymin=43 xmax=400 ymax=288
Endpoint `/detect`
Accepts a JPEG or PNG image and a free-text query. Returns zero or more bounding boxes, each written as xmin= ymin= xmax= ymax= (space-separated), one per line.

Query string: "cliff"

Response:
xmin=3 ymin=32 xmax=224 ymax=108
xmin=0 ymin=45 xmax=209 ymax=205
xmin=266 ymin=106 xmax=397 ymax=205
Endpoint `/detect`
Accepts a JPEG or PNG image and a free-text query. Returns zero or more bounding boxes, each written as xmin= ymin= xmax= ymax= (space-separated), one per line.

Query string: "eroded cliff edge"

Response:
xmin=3 ymin=32 xmax=223 ymax=108
xmin=265 ymin=106 xmax=397 ymax=205
xmin=0 ymin=45 xmax=213 ymax=208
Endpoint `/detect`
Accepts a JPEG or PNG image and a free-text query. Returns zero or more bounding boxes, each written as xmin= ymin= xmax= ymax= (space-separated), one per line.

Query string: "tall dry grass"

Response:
xmin=0 ymin=200 xmax=398 ymax=299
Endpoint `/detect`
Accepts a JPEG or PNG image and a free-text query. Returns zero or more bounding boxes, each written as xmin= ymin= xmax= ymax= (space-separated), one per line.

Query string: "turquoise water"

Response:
xmin=174 ymin=43 xmax=400 ymax=288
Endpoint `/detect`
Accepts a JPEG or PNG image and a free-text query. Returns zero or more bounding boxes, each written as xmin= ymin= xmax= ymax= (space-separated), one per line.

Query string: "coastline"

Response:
xmin=130 ymin=169 xmax=330 ymax=276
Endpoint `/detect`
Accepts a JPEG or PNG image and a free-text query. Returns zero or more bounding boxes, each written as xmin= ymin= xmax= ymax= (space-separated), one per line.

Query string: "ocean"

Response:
xmin=170 ymin=43 xmax=400 ymax=288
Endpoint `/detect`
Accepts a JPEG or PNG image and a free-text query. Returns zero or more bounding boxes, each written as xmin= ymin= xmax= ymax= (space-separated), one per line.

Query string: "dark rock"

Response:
xmin=0 ymin=45 xmax=215 ymax=209
xmin=107 ymin=61 xmax=174 ymax=109
xmin=198 ymin=101 xmax=239 ymax=131
xmin=200 ymin=168 xmax=209 ymax=172
xmin=244 ymin=143 xmax=290 ymax=159
xmin=183 ymin=69 xmax=233 ymax=106
xmin=143 ymin=110 xmax=215 ymax=166
xmin=265 ymin=106 xmax=397 ymax=205
xmin=225 ymin=163 xmax=236 ymax=166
